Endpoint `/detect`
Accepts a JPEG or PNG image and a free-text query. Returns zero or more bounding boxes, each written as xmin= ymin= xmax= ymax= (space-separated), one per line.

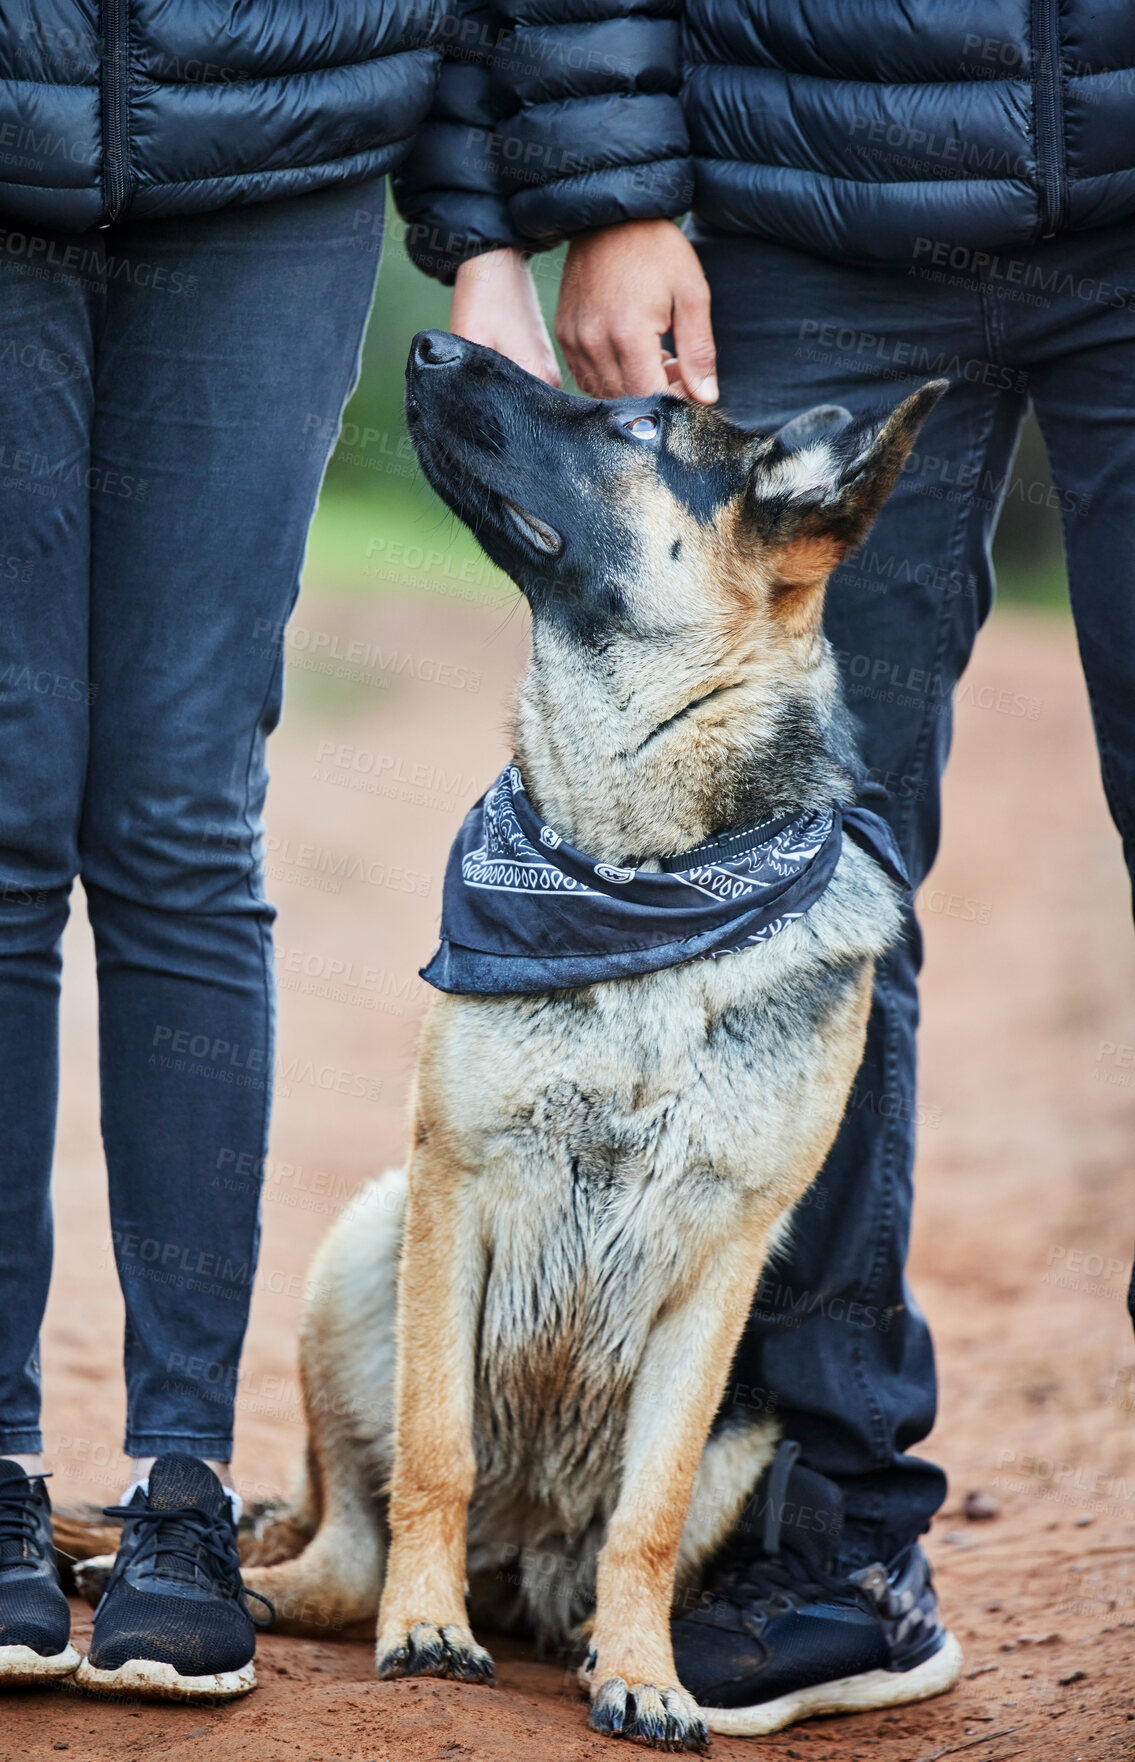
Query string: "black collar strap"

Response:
xmin=661 ymin=811 xmax=803 ymax=873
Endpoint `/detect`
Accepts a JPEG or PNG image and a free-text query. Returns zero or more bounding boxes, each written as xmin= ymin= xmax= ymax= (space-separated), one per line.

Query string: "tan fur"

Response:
xmin=376 ymin=1072 xmax=486 ymax=1662
xmin=770 ymin=534 xmax=845 ymax=636
xmin=581 ymin=1216 xmax=775 ymax=1701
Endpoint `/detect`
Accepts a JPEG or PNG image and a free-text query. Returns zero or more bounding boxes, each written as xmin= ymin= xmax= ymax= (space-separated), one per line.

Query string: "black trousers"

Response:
xmin=696 ymin=218 xmax=1135 ymax=1563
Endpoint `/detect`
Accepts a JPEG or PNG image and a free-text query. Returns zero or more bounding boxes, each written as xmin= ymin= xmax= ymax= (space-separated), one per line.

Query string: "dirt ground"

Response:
xmin=4 ymin=591 xmax=1134 ymax=1762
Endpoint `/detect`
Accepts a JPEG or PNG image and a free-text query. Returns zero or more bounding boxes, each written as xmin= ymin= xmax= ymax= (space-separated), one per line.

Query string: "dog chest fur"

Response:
xmin=418 ymin=839 xmax=898 ymax=1563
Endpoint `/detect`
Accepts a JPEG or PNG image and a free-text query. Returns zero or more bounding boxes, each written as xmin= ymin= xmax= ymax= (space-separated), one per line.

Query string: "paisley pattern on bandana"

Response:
xmin=421 ymin=763 xmax=908 ymax=997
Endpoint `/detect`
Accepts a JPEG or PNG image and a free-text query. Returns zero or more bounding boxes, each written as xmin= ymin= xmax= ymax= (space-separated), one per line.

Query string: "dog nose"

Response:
xmin=413 ymin=330 xmax=465 ymax=370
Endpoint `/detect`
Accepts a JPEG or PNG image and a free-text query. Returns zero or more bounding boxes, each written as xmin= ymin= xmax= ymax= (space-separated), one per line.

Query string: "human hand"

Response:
xmin=450 ymin=247 xmax=561 ymax=386
xmin=555 ymin=219 xmax=718 ymax=403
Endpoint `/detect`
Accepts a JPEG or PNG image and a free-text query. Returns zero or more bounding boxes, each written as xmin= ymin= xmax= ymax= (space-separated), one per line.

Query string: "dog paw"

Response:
xmin=588 ymin=1677 xmax=709 ymax=1752
xmin=375 ymin=1620 xmax=495 ymax=1686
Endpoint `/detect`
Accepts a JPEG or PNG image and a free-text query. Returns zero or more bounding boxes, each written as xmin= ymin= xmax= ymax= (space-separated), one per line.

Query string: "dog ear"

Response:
xmin=747 ymin=380 xmax=948 ymax=620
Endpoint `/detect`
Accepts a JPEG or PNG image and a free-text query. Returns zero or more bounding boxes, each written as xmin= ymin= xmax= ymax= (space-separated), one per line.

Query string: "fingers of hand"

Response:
xmin=566 ymin=339 xmax=668 ymax=399
xmin=671 ymin=279 xmax=718 ymax=404
xmin=557 ymin=224 xmax=716 ymax=401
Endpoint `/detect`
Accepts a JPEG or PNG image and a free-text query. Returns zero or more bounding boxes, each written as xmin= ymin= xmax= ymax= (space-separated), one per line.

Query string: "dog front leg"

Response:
xmin=375 ymin=1145 xmax=493 ymax=1685
xmin=584 ymin=1218 xmax=771 ymax=1752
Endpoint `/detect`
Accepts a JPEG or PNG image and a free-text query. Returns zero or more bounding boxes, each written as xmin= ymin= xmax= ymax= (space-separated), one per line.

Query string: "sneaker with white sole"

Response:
xmin=0 ymin=1458 xmax=80 ymax=1686
xmin=75 ymin=1454 xmax=271 ymax=1702
xmin=673 ymin=1439 xmax=962 ymax=1736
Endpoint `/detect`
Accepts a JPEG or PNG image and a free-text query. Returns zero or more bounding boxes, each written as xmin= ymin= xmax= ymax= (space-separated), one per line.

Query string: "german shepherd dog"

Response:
xmin=231 ymin=340 xmax=946 ymax=1747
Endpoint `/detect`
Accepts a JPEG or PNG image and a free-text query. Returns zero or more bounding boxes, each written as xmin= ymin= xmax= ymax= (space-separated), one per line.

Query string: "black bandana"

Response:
xmin=421 ymin=764 xmax=908 ymax=997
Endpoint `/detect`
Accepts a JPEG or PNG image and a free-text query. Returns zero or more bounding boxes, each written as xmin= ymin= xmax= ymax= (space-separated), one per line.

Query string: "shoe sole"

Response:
xmin=74 ymin=1657 xmax=256 ymax=1702
xmin=0 ymin=1642 xmax=82 ymax=1686
xmin=703 ymin=1629 xmax=963 ymax=1736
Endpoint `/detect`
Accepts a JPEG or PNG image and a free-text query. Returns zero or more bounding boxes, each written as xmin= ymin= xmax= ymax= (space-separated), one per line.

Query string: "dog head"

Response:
xmin=406 ymin=329 xmax=943 ymax=644
xmin=405 ymin=331 xmax=945 ymax=856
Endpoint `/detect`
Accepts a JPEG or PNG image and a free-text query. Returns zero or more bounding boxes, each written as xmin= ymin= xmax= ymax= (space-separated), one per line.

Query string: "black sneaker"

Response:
xmin=74 ymin=1454 xmax=271 ymax=1701
xmin=673 ymin=1440 xmax=961 ymax=1736
xmin=0 ymin=1459 xmax=80 ymax=1685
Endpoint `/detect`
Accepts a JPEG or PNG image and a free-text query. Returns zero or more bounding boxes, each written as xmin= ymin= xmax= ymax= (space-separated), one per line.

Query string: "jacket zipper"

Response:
xmin=100 ymin=0 xmax=130 ymax=225
xmin=1030 ymin=0 xmax=1067 ymax=236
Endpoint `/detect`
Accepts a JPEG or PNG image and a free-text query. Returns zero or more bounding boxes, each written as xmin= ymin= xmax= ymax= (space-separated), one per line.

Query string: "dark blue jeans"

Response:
xmin=0 ymin=185 xmax=383 ymax=1459
xmin=696 ymin=219 xmax=1135 ymax=1564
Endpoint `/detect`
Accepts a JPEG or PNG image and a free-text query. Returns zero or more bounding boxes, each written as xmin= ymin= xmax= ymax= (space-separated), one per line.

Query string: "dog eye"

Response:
xmin=622 ymin=414 xmax=659 ymax=441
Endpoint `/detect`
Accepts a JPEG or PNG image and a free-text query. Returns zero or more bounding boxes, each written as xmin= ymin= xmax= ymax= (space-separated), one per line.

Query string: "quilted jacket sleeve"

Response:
xmin=393 ymin=1 xmax=522 ymax=283
xmin=394 ymin=0 xmax=693 ymax=283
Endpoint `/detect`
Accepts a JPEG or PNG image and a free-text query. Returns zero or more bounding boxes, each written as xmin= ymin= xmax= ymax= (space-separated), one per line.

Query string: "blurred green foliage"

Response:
xmin=306 ymin=192 xmax=1068 ymax=610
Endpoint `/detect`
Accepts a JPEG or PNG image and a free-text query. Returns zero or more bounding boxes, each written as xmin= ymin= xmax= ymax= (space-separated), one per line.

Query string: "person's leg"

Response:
xmin=1022 ymin=223 xmax=1135 ymax=912
xmin=79 ymin=183 xmax=383 ymax=1469
xmin=0 ymin=236 xmax=99 ymax=1463
xmin=693 ymin=229 xmax=1027 ymax=1564
xmin=1000 ymin=222 xmax=1135 ymax=1356
xmin=0 ymin=229 xmax=102 ymax=1684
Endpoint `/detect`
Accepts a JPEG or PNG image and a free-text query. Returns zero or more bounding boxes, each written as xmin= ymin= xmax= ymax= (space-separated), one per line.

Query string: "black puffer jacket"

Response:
xmin=395 ymin=0 xmax=1135 ymax=282
xmin=395 ymin=0 xmax=691 ymax=279
xmin=0 ymin=0 xmax=446 ymax=230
